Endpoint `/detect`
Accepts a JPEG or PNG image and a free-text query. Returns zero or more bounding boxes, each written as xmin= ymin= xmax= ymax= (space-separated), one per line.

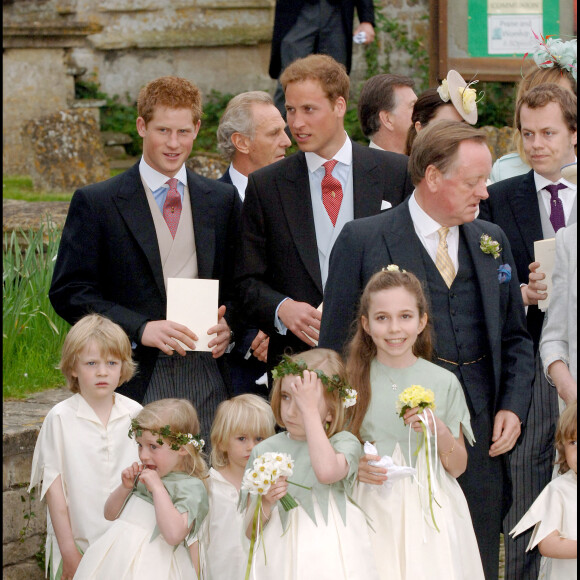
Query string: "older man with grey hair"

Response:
xmin=217 ymin=90 xmax=291 ymax=200
xmin=217 ymin=91 xmax=291 ymax=396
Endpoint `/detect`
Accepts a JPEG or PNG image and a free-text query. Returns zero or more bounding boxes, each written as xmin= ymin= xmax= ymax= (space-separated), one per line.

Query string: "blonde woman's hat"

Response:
xmin=446 ymin=69 xmax=479 ymax=125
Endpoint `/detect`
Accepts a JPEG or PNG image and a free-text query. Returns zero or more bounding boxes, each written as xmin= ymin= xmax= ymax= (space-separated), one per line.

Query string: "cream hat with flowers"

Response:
xmin=561 ymin=162 xmax=577 ymax=185
xmin=437 ymin=69 xmax=479 ymax=125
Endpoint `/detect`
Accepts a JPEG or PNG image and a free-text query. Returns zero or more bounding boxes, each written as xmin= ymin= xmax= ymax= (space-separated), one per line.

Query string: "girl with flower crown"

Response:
xmin=240 ymin=348 xmax=379 ymax=580
xmin=346 ymin=268 xmax=484 ymax=580
xmin=73 ymin=398 xmax=209 ymax=579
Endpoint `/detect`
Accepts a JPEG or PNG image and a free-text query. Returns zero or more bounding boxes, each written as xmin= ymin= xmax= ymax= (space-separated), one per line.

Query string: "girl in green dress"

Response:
xmin=242 ymin=348 xmax=379 ymax=580
xmin=346 ymin=268 xmax=484 ymax=580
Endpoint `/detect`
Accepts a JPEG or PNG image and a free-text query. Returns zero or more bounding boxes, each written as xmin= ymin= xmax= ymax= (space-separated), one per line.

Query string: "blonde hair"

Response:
xmin=59 ymin=314 xmax=136 ymax=393
xmin=210 ymin=394 xmax=276 ymax=468
xmin=555 ymin=401 xmax=577 ymax=475
xmin=133 ymin=399 xmax=208 ymax=479
xmin=270 ymin=348 xmax=348 ymax=437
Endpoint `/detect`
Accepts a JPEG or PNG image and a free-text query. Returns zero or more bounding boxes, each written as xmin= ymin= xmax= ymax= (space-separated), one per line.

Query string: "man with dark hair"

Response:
xmin=50 ymin=76 xmax=241 ymax=440
xmin=217 ymin=91 xmax=291 ymax=396
xmin=269 ymin=0 xmax=376 ymax=117
xmin=480 ymin=82 xmax=577 ymax=580
xmin=235 ymin=54 xmax=412 ymax=372
xmin=319 ymin=119 xmax=534 ymax=580
xmin=358 ymin=73 xmax=416 ymax=154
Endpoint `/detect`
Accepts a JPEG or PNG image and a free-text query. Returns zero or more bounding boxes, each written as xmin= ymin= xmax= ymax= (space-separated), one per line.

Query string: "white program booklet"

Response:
xmin=166 ymin=278 xmax=219 ymax=351
xmin=533 ymin=238 xmax=556 ymax=312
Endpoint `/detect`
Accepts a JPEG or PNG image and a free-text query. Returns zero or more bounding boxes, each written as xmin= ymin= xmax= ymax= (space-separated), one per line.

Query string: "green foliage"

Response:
xmin=19 ymin=486 xmax=36 ymax=543
xmin=196 ymin=89 xmax=236 ymax=153
xmin=3 ymin=223 xmax=70 ymax=398
xmin=365 ymin=3 xmax=430 ymax=93
xmin=75 ymin=80 xmax=141 ymax=156
xmin=3 ymin=175 xmax=73 ymax=201
xmin=477 ymin=81 xmax=517 ymax=128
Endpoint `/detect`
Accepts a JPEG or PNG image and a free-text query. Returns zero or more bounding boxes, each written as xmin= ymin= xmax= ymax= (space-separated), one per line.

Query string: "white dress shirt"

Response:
xmin=139 ymin=157 xmax=187 ymax=213
xmin=228 ymin=163 xmax=249 ymax=202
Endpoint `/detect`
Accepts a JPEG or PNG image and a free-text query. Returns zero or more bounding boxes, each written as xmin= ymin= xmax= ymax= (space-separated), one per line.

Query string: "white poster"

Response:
xmin=487 ymin=15 xmax=543 ymax=54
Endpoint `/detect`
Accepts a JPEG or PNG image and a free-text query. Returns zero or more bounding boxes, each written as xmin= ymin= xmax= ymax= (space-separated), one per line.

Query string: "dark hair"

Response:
xmin=405 ymin=88 xmax=458 ymax=155
xmin=516 ymin=82 xmax=577 ymax=134
xmin=280 ymin=54 xmax=350 ymax=104
xmin=358 ymin=74 xmax=415 ymax=138
xmin=408 ymin=120 xmax=488 ymax=186
xmin=346 ymin=269 xmax=433 ymax=439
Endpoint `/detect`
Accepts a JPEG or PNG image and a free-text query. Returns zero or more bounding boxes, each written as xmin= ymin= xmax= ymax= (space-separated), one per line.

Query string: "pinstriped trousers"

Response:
xmin=143 ymin=351 xmax=228 ymax=449
xmin=502 ymin=354 xmax=559 ymax=580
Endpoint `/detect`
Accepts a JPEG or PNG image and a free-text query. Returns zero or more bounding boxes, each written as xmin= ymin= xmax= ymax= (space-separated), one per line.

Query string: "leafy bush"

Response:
xmin=75 ymin=80 xmax=142 ymax=156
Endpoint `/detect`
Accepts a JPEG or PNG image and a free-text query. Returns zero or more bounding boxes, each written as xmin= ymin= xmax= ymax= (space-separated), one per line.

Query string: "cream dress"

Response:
xmin=354 ymin=358 xmax=485 ymax=580
xmin=241 ymin=431 xmax=379 ymax=580
xmin=28 ymin=392 xmax=142 ymax=579
xmin=203 ymin=468 xmax=247 ymax=580
xmin=510 ymin=469 xmax=577 ymax=580
xmin=73 ymin=473 xmax=208 ymax=580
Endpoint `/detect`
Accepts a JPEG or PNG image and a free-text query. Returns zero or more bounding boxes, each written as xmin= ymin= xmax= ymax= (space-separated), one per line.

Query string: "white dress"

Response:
xmin=203 ymin=468 xmax=246 ymax=580
xmin=510 ymin=470 xmax=577 ymax=580
xmin=354 ymin=358 xmax=485 ymax=580
xmin=241 ymin=431 xmax=379 ymax=580
xmin=28 ymin=392 xmax=142 ymax=579
xmin=73 ymin=473 xmax=209 ymax=580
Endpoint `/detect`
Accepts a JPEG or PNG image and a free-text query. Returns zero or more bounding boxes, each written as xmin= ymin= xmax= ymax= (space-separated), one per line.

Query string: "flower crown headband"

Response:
xmin=271 ymin=355 xmax=357 ymax=408
xmin=525 ymin=32 xmax=577 ymax=82
xmin=128 ymin=418 xmax=205 ymax=452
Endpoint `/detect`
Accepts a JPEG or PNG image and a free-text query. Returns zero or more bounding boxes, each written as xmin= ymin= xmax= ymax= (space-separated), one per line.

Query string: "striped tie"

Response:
xmin=436 ymin=227 xmax=456 ymax=288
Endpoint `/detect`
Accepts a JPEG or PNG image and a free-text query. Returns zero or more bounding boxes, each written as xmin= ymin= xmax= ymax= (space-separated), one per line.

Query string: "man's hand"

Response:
xmin=489 ymin=410 xmax=521 ymax=457
xmin=141 ymin=320 xmax=198 ymax=355
xmin=354 ymin=22 xmax=375 ymax=44
xmin=250 ymin=330 xmax=269 ymax=363
xmin=521 ymin=261 xmax=547 ymax=306
xmin=278 ymin=299 xmax=321 ymax=346
xmin=208 ymin=305 xmax=231 ymax=359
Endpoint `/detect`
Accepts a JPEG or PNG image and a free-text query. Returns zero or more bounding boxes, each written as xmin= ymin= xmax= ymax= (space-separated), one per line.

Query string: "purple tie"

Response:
xmin=545 ymin=183 xmax=566 ymax=233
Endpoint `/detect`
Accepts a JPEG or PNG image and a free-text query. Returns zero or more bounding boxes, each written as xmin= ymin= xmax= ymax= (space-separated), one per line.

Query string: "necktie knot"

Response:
xmin=323 ymin=159 xmax=338 ymax=175
xmin=437 ymin=226 xmax=449 ymax=245
xmin=166 ymin=178 xmax=179 ymax=190
xmin=545 ymin=183 xmax=566 ymax=198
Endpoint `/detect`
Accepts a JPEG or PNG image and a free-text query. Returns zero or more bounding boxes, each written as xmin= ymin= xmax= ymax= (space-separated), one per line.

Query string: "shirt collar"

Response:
xmin=369 ymin=140 xmax=384 ymax=151
xmin=228 ymin=163 xmax=248 ymax=199
xmin=409 ymin=191 xmax=457 ymax=238
xmin=139 ymin=157 xmax=188 ymax=192
xmin=534 ymin=157 xmax=578 ymax=193
xmin=305 ymin=133 xmax=352 ymax=174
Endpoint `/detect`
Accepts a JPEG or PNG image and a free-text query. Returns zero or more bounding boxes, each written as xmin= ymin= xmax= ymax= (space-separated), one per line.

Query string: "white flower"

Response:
xmin=343 ymin=388 xmax=358 ymax=408
xmin=459 ymin=86 xmax=477 ymax=113
xmin=437 ymin=78 xmax=450 ymax=102
xmin=386 ymin=264 xmax=400 ymax=272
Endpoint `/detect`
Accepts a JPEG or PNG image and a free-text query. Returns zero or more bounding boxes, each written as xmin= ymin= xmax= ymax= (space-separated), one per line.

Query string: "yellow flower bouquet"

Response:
xmin=396 ymin=385 xmax=440 ymax=532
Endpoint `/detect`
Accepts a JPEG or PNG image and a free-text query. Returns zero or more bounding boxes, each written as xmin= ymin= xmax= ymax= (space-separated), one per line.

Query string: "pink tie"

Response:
xmin=163 ymin=178 xmax=181 ymax=238
xmin=321 ymin=160 xmax=343 ymax=226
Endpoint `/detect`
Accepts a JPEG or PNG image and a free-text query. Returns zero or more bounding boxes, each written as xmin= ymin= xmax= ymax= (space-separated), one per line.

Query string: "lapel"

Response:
xmin=278 ymin=152 xmax=323 ymax=293
xmin=507 ymin=170 xmax=543 ymax=264
xmin=462 ymin=222 xmax=500 ymax=349
xmin=113 ymin=164 xmax=166 ymax=298
xmin=380 ymin=203 xmax=430 ymax=300
xmin=352 ymin=142 xmax=385 ymax=218
xmin=187 ymin=170 xmax=215 ymax=279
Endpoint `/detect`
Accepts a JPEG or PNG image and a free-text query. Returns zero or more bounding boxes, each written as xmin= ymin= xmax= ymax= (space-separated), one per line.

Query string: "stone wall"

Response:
xmin=3 ymin=389 xmax=73 ymax=580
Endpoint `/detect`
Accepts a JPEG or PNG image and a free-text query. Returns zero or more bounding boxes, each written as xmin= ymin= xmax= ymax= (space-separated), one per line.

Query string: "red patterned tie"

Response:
xmin=321 ymin=160 xmax=343 ymax=226
xmin=162 ymin=178 xmax=182 ymax=238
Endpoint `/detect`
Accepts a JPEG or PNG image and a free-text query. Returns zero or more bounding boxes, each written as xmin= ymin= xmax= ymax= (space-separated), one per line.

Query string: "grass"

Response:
xmin=3 ymin=223 xmax=70 ymax=398
xmin=3 ymin=175 xmax=73 ymax=202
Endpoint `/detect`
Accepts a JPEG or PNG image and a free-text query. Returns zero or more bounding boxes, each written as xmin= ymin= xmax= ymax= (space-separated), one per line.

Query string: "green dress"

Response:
xmin=241 ymin=431 xmax=380 ymax=580
xmin=354 ymin=357 xmax=484 ymax=580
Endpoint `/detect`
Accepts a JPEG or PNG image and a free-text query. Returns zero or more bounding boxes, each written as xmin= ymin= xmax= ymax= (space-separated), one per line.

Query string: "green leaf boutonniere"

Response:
xmin=480 ymin=234 xmax=501 ymax=259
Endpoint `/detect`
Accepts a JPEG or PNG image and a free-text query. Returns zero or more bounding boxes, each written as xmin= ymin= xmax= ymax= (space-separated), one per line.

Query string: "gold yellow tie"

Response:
xmin=436 ymin=227 xmax=456 ymax=288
